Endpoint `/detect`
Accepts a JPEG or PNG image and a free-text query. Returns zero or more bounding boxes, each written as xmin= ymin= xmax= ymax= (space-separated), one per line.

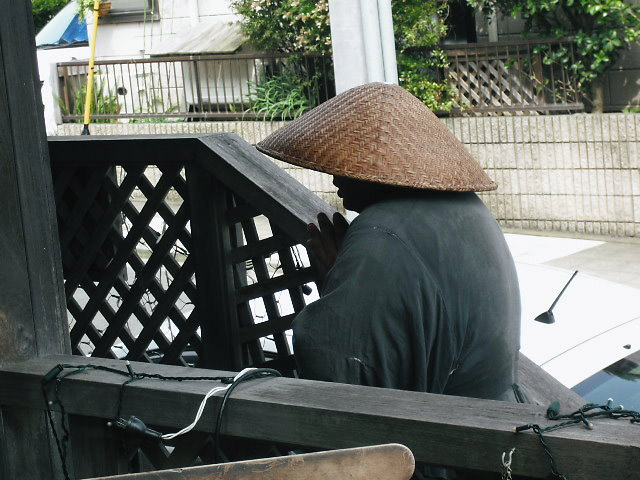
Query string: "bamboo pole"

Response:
xmin=82 ymin=1 xmax=102 ymax=135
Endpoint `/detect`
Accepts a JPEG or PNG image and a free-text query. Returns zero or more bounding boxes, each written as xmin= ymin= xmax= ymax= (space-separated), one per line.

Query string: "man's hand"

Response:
xmin=307 ymin=212 xmax=349 ymax=284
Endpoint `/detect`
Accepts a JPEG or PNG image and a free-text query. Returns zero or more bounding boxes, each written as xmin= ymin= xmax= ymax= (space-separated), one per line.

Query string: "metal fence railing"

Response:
xmin=442 ymin=38 xmax=584 ymax=114
xmin=57 ymin=41 xmax=585 ymax=123
xmin=57 ymin=53 xmax=334 ymax=122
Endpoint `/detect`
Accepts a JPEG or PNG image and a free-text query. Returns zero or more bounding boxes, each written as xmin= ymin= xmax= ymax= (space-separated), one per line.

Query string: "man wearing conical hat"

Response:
xmin=258 ymin=83 xmax=522 ymax=406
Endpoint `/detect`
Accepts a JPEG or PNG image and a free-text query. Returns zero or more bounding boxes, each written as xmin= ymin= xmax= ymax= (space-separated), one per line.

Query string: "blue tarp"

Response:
xmin=59 ymin=15 xmax=88 ymax=44
xmin=36 ymin=3 xmax=88 ymax=47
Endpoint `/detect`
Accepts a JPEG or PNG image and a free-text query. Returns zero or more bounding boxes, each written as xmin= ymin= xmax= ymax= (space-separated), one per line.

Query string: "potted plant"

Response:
xmin=76 ymin=0 xmax=111 ymax=21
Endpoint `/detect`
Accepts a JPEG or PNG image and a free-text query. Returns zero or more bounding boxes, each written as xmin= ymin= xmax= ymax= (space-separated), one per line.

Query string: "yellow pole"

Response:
xmin=82 ymin=1 xmax=101 ymax=135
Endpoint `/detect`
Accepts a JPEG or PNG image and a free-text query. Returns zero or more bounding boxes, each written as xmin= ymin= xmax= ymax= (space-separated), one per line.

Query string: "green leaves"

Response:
xmin=247 ymin=64 xmax=316 ymax=121
xmin=392 ymin=1 xmax=454 ymax=111
xmin=232 ymin=0 xmax=456 ymax=111
xmin=32 ymin=0 xmax=70 ymax=32
xmin=57 ymin=76 xmax=120 ymax=123
xmin=471 ymin=0 xmax=640 ymax=104
xmin=231 ymin=0 xmax=331 ymax=55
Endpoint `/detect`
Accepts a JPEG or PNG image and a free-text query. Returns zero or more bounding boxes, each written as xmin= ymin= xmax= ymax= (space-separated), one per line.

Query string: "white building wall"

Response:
xmin=92 ymin=0 xmax=238 ymax=60
xmin=37 ymin=46 xmax=91 ymax=135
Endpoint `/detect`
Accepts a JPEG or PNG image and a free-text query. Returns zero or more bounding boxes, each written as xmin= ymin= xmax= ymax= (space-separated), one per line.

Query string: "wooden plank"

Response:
xmin=226 ymin=203 xmax=260 ymax=224
xmin=2 ymin=355 xmax=638 ymax=479
xmin=84 ymin=444 xmax=415 ymax=480
xmin=185 ymin=165 xmax=241 ymax=370
xmin=196 ymin=134 xmax=335 ymax=242
xmin=517 ymin=353 xmax=585 ymax=410
xmin=70 ymin=415 xmax=128 ymax=478
xmin=0 ymin=0 xmax=69 ymax=363
xmin=48 ymin=136 xmax=196 ymax=168
xmin=0 ymin=2 xmax=71 ymax=479
xmin=229 ymin=235 xmax=289 ymax=264
xmin=238 ymin=314 xmax=296 ymax=343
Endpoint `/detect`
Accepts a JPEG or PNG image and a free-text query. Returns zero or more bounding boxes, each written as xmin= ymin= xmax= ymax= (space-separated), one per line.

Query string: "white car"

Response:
xmin=509 ymin=234 xmax=640 ymax=410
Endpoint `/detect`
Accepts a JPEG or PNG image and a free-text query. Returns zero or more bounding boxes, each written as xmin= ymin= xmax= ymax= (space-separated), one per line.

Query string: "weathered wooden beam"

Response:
xmin=0 ymin=1 xmax=71 ymax=479
xmin=1 ymin=355 xmax=638 ymax=480
xmin=196 ymin=134 xmax=335 ymax=241
xmin=518 ymin=353 xmax=585 ymax=410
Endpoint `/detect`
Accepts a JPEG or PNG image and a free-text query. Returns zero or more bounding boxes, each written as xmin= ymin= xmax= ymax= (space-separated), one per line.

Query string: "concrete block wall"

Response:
xmin=58 ymin=113 xmax=640 ymax=238
xmin=444 ymin=114 xmax=640 ymax=237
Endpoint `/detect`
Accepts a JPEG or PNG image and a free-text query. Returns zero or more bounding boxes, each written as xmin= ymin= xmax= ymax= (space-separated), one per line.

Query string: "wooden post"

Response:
xmin=0 ymin=1 xmax=71 ymax=478
xmin=185 ymin=162 xmax=242 ymax=370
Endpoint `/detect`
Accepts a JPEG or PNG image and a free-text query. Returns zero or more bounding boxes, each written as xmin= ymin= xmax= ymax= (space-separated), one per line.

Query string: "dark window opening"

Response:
xmin=444 ymin=0 xmax=477 ymax=44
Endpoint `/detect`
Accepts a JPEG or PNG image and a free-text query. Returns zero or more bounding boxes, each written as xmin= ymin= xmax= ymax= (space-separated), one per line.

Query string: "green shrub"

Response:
xmin=247 ymin=66 xmax=316 ymax=121
xmin=32 ymin=0 xmax=70 ymax=32
xmin=57 ymin=77 xmax=120 ymax=123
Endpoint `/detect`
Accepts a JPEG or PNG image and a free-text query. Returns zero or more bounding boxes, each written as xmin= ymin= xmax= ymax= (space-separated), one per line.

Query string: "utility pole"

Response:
xmin=328 ymin=0 xmax=399 ymax=94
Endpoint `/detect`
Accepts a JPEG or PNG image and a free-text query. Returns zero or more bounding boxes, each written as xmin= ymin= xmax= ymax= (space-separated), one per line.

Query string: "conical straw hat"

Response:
xmin=257 ymin=82 xmax=497 ymax=192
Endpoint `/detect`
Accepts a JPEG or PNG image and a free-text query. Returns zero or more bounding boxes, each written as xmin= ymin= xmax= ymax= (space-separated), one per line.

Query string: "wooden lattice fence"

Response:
xmin=443 ymin=39 xmax=584 ymax=114
xmin=49 ymin=134 xmax=334 ymax=376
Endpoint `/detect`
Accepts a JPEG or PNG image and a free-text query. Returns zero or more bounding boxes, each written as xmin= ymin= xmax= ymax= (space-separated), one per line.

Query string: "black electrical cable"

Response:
xmin=42 ymin=385 xmax=72 ymax=480
xmin=213 ymin=368 xmax=281 ymax=463
xmin=515 ymin=400 xmax=640 ymax=479
xmin=41 ymin=363 xmax=281 ymax=479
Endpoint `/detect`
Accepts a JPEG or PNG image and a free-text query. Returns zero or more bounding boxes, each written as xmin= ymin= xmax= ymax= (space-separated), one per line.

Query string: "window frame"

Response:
xmin=101 ymin=0 xmax=160 ymax=24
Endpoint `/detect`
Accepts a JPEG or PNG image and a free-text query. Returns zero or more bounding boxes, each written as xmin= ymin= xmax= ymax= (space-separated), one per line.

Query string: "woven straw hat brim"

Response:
xmin=257 ymin=82 xmax=497 ymax=192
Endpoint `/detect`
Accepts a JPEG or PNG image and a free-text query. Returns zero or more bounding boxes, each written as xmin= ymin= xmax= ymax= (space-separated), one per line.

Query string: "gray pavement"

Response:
xmin=546 ymin=241 xmax=640 ymax=290
xmin=503 ymin=230 xmax=640 ymax=290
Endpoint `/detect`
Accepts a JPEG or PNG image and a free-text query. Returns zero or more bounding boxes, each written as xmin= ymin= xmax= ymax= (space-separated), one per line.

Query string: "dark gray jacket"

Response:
xmin=294 ymin=191 xmax=521 ymax=402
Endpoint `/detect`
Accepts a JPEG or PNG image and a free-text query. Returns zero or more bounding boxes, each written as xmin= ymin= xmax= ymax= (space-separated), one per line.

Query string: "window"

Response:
xmin=103 ymin=0 xmax=159 ymax=23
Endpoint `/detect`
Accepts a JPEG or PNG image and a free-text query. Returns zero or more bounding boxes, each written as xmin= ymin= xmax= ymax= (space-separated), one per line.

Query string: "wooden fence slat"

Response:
xmin=126 ymin=256 xmax=197 ymax=361
xmin=63 ymin=164 xmax=146 ymax=300
xmin=239 ymin=216 xmax=290 ymax=357
xmin=157 ymin=312 xmax=202 ymax=366
xmin=235 ymin=268 xmax=316 ymax=303
xmin=196 ymin=134 xmax=333 ymax=241
xmin=185 ymin=164 xmax=241 ymax=370
xmin=92 ymin=195 xmax=188 ymax=357
xmin=238 ymin=313 xmax=296 ymax=343
xmin=59 ymin=165 xmax=111 ymax=250
xmin=226 ymin=203 xmax=261 ymax=224
xmin=229 ymin=235 xmax=288 ymax=264
xmin=69 ymin=165 xmax=180 ymax=350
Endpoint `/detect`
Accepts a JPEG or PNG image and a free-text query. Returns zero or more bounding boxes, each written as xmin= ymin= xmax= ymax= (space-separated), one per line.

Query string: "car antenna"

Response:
xmin=535 ymin=270 xmax=579 ymax=324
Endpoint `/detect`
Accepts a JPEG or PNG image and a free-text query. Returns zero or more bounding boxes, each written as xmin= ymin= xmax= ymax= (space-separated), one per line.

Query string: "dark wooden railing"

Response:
xmin=49 ymin=134 xmax=333 ymax=375
xmin=442 ymin=38 xmax=584 ymax=114
xmin=1 ymin=354 xmax=638 ymax=479
xmin=1 ymin=135 xmax=638 ymax=479
xmin=55 ymin=40 xmax=585 ymax=124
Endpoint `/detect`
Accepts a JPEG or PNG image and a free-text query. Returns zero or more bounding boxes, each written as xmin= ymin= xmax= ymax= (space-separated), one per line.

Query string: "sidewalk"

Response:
xmin=504 ymin=231 xmax=640 ymax=290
